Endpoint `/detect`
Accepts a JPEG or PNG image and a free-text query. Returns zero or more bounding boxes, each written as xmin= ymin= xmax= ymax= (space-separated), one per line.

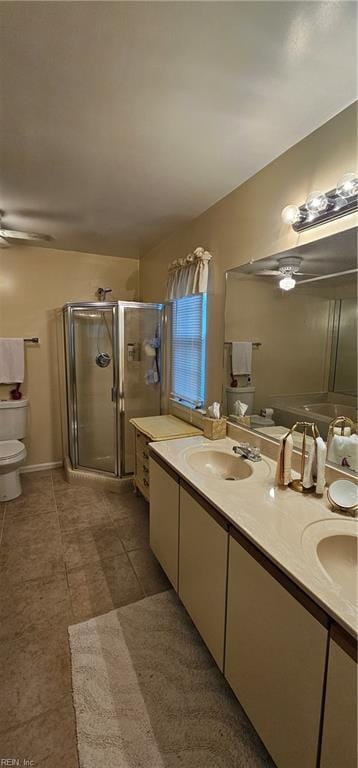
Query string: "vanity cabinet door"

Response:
xmin=178 ymin=486 xmax=228 ymax=671
xmin=320 ymin=638 xmax=357 ymax=768
xmin=149 ymin=457 xmax=179 ymax=590
xmin=225 ymin=535 xmax=327 ymax=768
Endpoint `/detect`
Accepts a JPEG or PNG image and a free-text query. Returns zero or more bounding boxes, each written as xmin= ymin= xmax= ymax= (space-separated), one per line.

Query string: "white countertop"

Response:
xmin=149 ymin=435 xmax=358 ymax=638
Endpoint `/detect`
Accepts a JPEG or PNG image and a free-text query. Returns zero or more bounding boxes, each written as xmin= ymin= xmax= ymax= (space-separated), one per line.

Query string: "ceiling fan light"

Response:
xmin=336 ymin=172 xmax=358 ymax=199
xmin=281 ymin=204 xmax=301 ymax=225
xmin=306 ymin=190 xmax=328 ymax=214
xmin=279 ymin=276 xmax=296 ymax=291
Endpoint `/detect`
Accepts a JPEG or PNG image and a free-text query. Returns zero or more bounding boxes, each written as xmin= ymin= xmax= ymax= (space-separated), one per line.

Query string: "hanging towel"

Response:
xmin=275 ymin=435 xmax=285 ymax=486
xmin=0 ymin=338 xmax=24 ymax=383
xmin=303 ymin=437 xmax=327 ymax=493
xmin=315 ymin=437 xmax=327 ymax=495
xmin=328 ymin=434 xmax=358 ymax=472
xmin=283 ymin=434 xmax=293 ymax=486
xmin=303 ymin=440 xmax=316 ymax=490
xmin=231 ymin=342 xmax=252 ymax=375
xmin=275 ymin=433 xmax=293 ymax=487
xmin=333 ymin=426 xmax=351 ymax=436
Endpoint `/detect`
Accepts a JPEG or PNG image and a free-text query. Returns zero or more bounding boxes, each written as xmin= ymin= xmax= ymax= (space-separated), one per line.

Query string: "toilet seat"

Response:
xmin=0 ymin=440 xmax=26 ymax=461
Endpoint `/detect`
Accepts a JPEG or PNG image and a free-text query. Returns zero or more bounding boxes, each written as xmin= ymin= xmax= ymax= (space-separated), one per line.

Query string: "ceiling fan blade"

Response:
xmin=296 ymin=271 xmax=320 ymax=276
xmin=256 ymin=270 xmax=281 ymax=276
xmin=0 ymin=228 xmax=52 ymax=242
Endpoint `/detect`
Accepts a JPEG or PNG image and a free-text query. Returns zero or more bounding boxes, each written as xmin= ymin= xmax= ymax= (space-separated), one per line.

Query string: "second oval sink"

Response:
xmin=186 ymin=449 xmax=253 ymax=480
xmin=317 ymin=534 xmax=358 ymax=604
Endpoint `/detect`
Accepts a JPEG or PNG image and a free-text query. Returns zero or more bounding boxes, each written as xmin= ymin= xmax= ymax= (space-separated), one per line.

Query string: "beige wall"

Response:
xmin=139 ymin=103 xmax=358 ymax=407
xmin=224 ymin=275 xmax=332 ymax=413
xmin=0 ymin=246 xmax=139 ymax=466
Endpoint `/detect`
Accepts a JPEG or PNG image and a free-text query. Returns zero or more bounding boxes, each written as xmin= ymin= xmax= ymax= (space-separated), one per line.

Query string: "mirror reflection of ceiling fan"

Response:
xmin=256 ymin=256 xmax=319 ymax=291
xmin=0 ymin=213 xmax=53 ymax=248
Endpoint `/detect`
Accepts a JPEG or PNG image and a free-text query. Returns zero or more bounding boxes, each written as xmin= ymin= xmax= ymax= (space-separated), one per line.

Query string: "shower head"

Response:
xmin=96 ymin=287 xmax=113 ymax=301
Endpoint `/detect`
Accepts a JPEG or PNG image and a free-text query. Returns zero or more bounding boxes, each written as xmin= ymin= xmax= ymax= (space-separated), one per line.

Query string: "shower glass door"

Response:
xmin=67 ymin=305 xmax=117 ymax=474
xmin=120 ymin=303 xmax=162 ymax=475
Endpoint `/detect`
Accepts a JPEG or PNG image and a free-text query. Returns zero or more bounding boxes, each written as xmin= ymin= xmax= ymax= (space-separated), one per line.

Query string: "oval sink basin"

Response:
xmin=317 ymin=534 xmax=358 ymax=604
xmin=186 ymin=450 xmax=253 ymax=480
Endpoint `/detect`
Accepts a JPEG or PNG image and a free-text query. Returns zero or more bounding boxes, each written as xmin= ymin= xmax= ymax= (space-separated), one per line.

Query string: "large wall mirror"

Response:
xmin=223 ymin=226 xmax=357 ymax=474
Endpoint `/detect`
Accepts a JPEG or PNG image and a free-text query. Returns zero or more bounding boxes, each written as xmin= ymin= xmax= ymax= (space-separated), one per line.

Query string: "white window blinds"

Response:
xmin=170 ymin=293 xmax=207 ymax=407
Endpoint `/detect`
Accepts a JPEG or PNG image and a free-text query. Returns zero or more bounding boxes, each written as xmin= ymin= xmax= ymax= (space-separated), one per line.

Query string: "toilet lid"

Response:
xmin=0 ymin=440 xmax=25 ymax=460
xmin=251 ymin=415 xmax=275 ymax=427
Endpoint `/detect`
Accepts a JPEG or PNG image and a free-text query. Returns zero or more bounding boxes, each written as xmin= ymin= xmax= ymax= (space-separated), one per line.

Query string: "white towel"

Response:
xmin=303 ymin=440 xmax=316 ymax=490
xmin=231 ymin=342 xmax=252 ymax=375
xmin=328 ymin=434 xmax=358 ymax=472
xmin=275 ymin=433 xmax=293 ymax=487
xmin=283 ymin=434 xmax=293 ymax=486
xmin=303 ymin=437 xmax=327 ymax=493
xmin=333 ymin=427 xmax=351 ymax=436
xmin=315 ymin=437 xmax=327 ymax=495
xmin=0 ymin=338 xmax=24 ymax=383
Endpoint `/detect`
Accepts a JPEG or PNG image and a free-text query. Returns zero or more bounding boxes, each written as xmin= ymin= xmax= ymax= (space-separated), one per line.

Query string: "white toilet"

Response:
xmin=225 ymin=386 xmax=275 ymax=428
xmin=0 ymin=399 xmax=28 ymax=501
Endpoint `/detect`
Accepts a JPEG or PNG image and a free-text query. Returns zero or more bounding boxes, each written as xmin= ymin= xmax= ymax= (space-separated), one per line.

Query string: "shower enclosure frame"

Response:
xmin=63 ymin=300 xmax=163 ymax=478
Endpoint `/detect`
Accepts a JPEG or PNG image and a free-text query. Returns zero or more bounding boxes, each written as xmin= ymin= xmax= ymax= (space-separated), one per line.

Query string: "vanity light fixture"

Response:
xmin=281 ymin=171 xmax=358 ymax=232
xmin=336 ymin=172 xmax=358 ymax=199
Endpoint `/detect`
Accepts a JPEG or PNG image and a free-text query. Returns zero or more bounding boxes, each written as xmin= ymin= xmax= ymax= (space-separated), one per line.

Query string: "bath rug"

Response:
xmin=69 ymin=590 xmax=273 ymax=768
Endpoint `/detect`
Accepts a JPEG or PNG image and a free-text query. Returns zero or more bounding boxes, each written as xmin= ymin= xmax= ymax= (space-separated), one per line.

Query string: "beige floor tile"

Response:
xmin=0 ymin=572 xmax=73 ymax=641
xmin=21 ymin=470 xmax=53 ymax=494
xmin=52 ymin=467 xmax=70 ymax=489
xmin=68 ymin=552 xmax=144 ymax=623
xmin=1 ymin=510 xmax=62 ymax=553
xmin=57 ymin=501 xmax=114 ymax=532
xmin=5 ymin=489 xmax=56 ymax=518
xmin=54 ymin=485 xmax=110 ymax=508
xmin=0 ymin=549 xmax=65 ymax=585
xmin=106 ymin=489 xmax=148 ymax=521
xmin=0 ymin=694 xmax=79 ymax=768
xmin=0 ymin=626 xmax=72 ymax=731
xmin=113 ymin=508 xmax=150 ymax=551
xmin=63 ymin=524 xmax=125 ymax=571
xmin=128 ymin=547 xmax=171 ymax=596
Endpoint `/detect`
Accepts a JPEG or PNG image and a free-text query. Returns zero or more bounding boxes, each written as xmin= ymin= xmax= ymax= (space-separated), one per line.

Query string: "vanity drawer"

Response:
xmin=137 ymin=452 xmax=150 ymax=482
xmin=136 ymin=473 xmax=150 ymax=501
xmin=136 ymin=429 xmax=150 ymax=455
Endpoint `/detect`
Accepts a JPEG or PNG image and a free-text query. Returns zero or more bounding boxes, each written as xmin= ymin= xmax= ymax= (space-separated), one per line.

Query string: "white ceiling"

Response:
xmin=0 ymin=1 xmax=357 ymax=259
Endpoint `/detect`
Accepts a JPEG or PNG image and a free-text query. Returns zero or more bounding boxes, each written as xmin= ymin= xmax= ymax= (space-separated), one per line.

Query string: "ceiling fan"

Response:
xmin=0 ymin=214 xmax=53 ymax=248
xmin=255 ymin=256 xmax=319 ymax=291
xmin=255 ymin=256 xmax=317 ymax=277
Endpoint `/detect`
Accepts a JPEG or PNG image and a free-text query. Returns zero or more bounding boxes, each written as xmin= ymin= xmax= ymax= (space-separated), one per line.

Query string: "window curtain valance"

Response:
xmin=166 ymin=246 xmax=212 ymax=300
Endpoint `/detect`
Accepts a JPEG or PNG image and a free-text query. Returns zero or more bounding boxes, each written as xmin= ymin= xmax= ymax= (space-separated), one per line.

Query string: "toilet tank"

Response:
xmin=0 ymin=398 xmax=28 ymax=440
xmin=226 ymin=386 xmax=255 ymax=415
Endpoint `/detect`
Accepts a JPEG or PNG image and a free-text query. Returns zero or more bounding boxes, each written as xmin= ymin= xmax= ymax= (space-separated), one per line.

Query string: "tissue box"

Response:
xmin=203 ymin=417 xmax=227 ymax=440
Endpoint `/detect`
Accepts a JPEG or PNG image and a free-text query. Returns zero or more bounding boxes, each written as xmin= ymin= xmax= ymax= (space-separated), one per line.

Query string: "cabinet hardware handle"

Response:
xmin=143 ymin=451 xmax=149 ymax=460
xmin=142 ymin=464 xmax=149 ymax=474
xmin=143 ymin=478 xmax=149 ymax=487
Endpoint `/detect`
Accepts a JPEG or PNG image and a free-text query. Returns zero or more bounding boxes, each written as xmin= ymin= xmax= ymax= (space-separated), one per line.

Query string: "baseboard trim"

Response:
xmin=21 ymin=461 xmax=63 ymax=474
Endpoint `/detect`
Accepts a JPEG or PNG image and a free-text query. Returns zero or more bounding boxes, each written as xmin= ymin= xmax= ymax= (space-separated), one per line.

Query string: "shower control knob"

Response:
xmin=95 ymin=352 xmax=111 ymax=368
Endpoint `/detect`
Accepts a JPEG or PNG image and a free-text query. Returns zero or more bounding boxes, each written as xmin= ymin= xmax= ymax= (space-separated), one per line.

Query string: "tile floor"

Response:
xmin=0 ymin=468 xmax=170 ymax=767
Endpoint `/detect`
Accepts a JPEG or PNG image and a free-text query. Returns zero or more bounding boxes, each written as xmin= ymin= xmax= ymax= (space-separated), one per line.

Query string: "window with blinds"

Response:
xmin=170 ymin=293 xmax=207 ymax=407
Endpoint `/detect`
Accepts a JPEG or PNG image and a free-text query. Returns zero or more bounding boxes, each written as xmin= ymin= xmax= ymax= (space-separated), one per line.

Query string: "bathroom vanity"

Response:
xmin=149 ymin=435 xmax=357 ymax=768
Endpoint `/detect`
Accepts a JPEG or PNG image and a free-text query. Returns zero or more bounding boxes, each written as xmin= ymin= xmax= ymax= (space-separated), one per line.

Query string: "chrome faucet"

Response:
xmin=233 ymin=443 xmax=262 ymax=462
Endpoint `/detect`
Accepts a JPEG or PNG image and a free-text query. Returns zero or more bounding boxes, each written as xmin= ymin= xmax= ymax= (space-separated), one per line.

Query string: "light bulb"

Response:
xmin=281 ymin=204 xmax=301 ymax=225
xmin=336 ymin=172 xmax=358 ymax=199
xmin=279 ymin=276 xmax=296 ymax=291
xmin=306 ymin=190 xmax=328 ymax=214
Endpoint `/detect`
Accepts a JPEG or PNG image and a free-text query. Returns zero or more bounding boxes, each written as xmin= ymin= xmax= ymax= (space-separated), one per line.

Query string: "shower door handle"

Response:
xmin=111 ymin=387 xmax=117 ymax=402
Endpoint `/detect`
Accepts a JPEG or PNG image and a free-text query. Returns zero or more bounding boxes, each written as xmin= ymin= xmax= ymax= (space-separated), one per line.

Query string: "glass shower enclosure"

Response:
xmin=63 ymin=301 xmax=163 ymax=477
